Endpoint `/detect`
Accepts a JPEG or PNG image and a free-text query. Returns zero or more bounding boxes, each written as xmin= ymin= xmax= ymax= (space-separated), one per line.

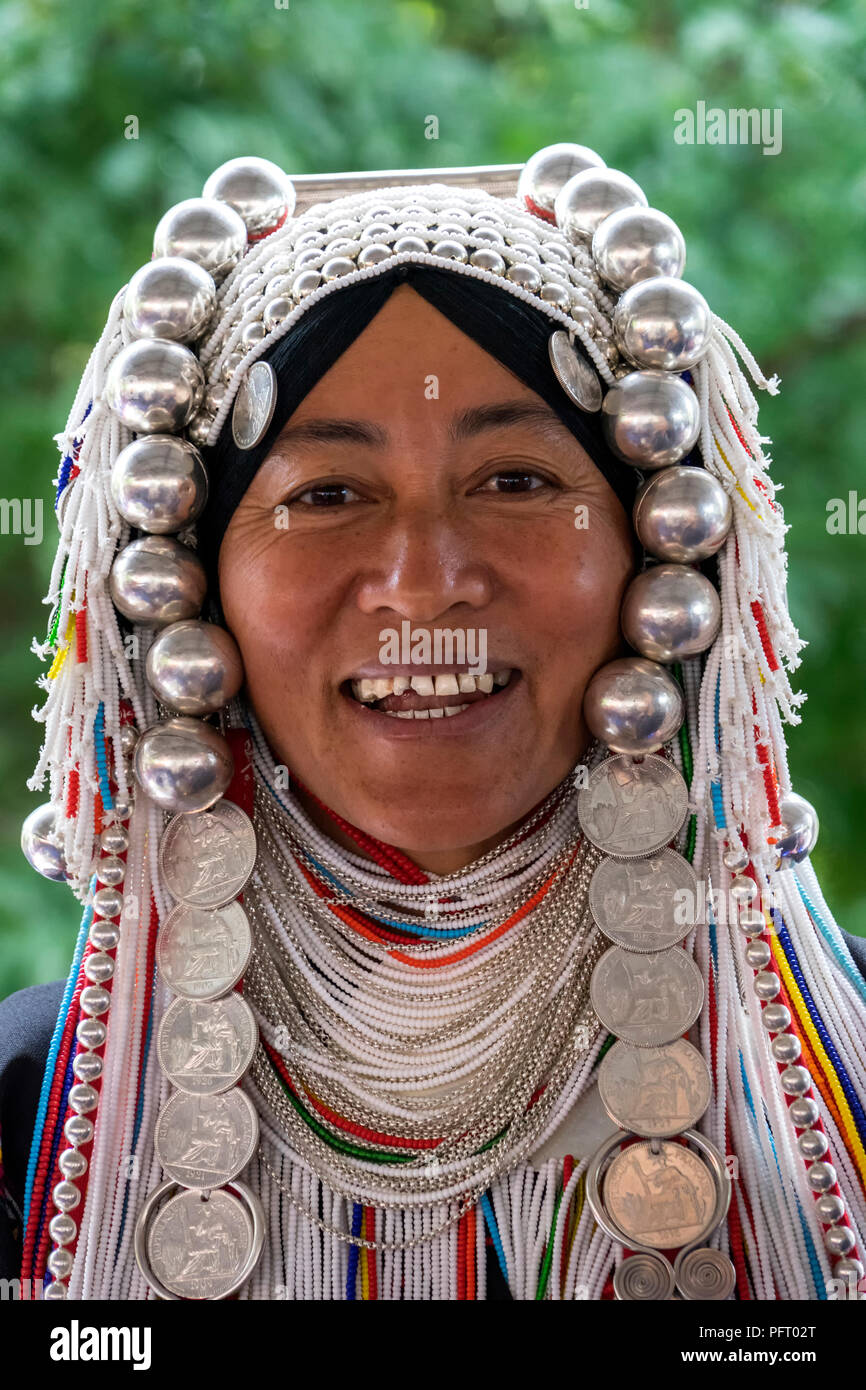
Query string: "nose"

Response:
xmin=355 ymin=501 xmax=494 ymax=623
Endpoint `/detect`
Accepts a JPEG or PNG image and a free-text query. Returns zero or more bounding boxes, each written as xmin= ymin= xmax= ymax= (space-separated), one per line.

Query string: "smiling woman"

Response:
xmin=6 ymin=151 xmax=866 ymax=1303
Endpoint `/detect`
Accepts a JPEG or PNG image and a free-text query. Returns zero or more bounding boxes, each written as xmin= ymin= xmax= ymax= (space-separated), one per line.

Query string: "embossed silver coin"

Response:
xmin=578 ymin=754 xmax=688 ymax=858
xmin=232 ymin=360 xmax=277 ymax=449
xmin=148 ymin=1186 xmax=255 ymax=1299
xmin=157 ymin=993 xmax=258 ymax=1095
xmin=548 ymin=329 xmax=603 ymax=412
xmin=603 ymin=1140 xmax=717 ymax=1250
xmin=159 ymin=801 xmax=257 ymax=908
xmin=589 ymin=849 xmax=698 ymax=952
xmin=155 ymin=1088 xmax=258 ymax=1188
xmin=598 ymin=1038 xmax=711 ymax=1137
xmin=157 ymin=900 xmax=252 ymax=1000
xmin=590 ymin=945 xmax=703 ymax=1047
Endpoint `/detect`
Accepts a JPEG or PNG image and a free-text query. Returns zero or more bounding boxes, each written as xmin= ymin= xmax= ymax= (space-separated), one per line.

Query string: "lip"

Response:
xmin=344 ymin=660 xmax=516 ymax=681
xmin=338 ymin=670 xmax=523 ymax=739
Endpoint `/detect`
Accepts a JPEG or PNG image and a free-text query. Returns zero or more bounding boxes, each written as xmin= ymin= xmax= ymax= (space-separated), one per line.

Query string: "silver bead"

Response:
xmin=47 ymin=1247 xmax=74 ymax=1281
xmin=72 ymin=1051 xmax=103 ymax=1084
xmin=730 ymin=875 xmax=758 ymax=903
xmin=825 ymin=1224 xmax=857 ymax=1257
xmin=76 ymin=1017 xmax=106 ymax=1050
xmin=292 ymin=269 xmax=322 ymax=299
xmin=592 ymin=205 xmax=686 ymax=291
xmin=109 ymin=793 xmax=133 ymax=822
xmin=79 ymin=986 xmax=111 ymax=1017
xmin=538 ymin=282 xmax=572 ymax=309
xmin=187 ymin=412 xmax=215 ymax=448
xmin=100 ymin=821 xmax=129 ymax=855
xmin=109 ymin=535 xmax=207 ymax=628
xmin=471 ymin=226 xmax=505 ymax=245
xmin=806 ymin=1161 xmax=836 ymax=1193
xmin=89 ymin=919 xmax=120 ymax=952
xmin=44 ymin=1281 xmax=68 ymax=1300
xmin=105 ymin=339 xmax=205 ymax=435
xmin=760 ymin=1003 xmax=791 ymax=1033
xmin=392 ymin=236 xmax=427 ymax=256
xmin=146 ymin=619 xmax=244 ymax=716
xmin=554 ymin=167 xmax=647 ymax=242
xmin=58 ymin=1148 xmax=88 ymax=1181
xmin=469 ymin=247 xmax=506 ymax=275
xmin=772 ymin=792 xmax=819 ymax=869
xmin=222 ymin=350 xmax=245 ymax=384
xmin=68 ymin=1083 xmax=99 ymax=1115
xmin=723 ymin=844 xmax=749 ymax=872
xmin=815 ymin=1193 xmax=845 ymax=1224
xmin=357 ymin=242 xmax=392 ymax=268
xmin=83 ymin=953 xmax=115 ymax=985
xmin=21 ymin=803 xmax=66 ymax=881
xmin=123 ymin=257 xmax=216 ymax=343
xmin=601 ymin=369 xmax=700 ymax=469
xmin=771 ymin=1032 xmax=801 ymax=1064
xmin=52 ymin=1181 xmax=81 ymax=1213
xmin=582 ymin=655 xmax=684 ymax=755
xmin=430 ymin=239 xmax=468 ymax=263
xmin=263 ymin=296 xmax=292 ymax=332
xmin=64 ymin=1115 xmax=93 ymax=1146
xmin=780 ymin=1065 xmax=812 ymax=1096
xmin=517 ymin=142 xmax=606 ymax=218
xmin=92 ymin=886 xmax=123 ymax=919
xmin=633 ymin=466 xmax=732 ymax=563
xmin=506 ymin=262 xmax=543 ymax=293
xmin=133 ymin=716 xmax=234 ymax=813
xmin=153 ymin=197 xmax=247 ymax=284
xmin=205 ymin=382 xmax=226 ymax=415
xmin=798 ymin=1128 xmax=829 ymax=1160
xmin=614 ymin=277 xmax=712 ymax=372
xmin=112 ymin=435 xmax=207 ymax=536
xmin=833 ymin=1257 xmax=864 ymax=1280
xmin=202 ymin=156 xmax=295 ymax=238
xmin=737 ymin=908 xmax=766 ymax=935
xmin=745 ymin=938 xmax=771 ymax=969
xmin=118 ymin=726 xmax=139 ymax=760
xmin=360 ymin=222 xmax=395 ymax=243
xmin=789 ymin=1097 xmax=820 ymax=1128
xmin=240 ymin=320 xmax=266 ymax=349
xmin=236 ymin=270 xmax=261 ymax=297
xmin=620 ymin=563 xmax=721 ymax=663
xmin=97 ymin=856 xmax=126 ymax=887
xmin=49 ymin=1213 xmax=77 ymax=1246
xmin=321 ymin=255 xmax=357 ymax=281
xmin=753 ymin=969 xmax=780 ymax=1001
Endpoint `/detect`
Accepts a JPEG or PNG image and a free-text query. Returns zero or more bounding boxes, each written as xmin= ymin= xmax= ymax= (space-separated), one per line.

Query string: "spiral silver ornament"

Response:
xmin=674 ymin=1247 xmax=736 ymax=1301
xmin=613 ymin=1252 xmax=675 ymax=1301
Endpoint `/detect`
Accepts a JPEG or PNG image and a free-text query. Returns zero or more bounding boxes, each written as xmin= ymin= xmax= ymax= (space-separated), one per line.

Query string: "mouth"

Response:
xmin=340 ymin=668 xmax=519 ymax=721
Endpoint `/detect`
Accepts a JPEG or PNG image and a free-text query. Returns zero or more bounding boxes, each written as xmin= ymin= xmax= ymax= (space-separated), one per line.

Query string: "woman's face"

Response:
xmin=219 ymin=286 xmax=635 ymax=872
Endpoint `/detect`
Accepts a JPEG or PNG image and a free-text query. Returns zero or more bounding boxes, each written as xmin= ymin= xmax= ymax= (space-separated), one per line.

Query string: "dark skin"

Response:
xmin=219 ymin=286 xmax=636 ymax=873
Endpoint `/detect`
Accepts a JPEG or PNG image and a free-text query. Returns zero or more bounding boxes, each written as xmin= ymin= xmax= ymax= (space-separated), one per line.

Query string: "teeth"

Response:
xmin=457 ymin=673 xmax=476 ymax=693
xmin=434 ymin=673 xmax=460 ymax=696
xmin=494 ymin=669 xmax=511 ymax=686
xmin=350 ymin=670 xmax=514 ymax=702
xmin=444 ymin=705 xmax=463 ymax=716
xmin=382 ymin=704 xmax=472 ymax=720
xmin=410 ymin=675 xmax=435 ymax=696
xmin=392 ymin=676 xmax=410 ymax=695
xmin=477 ymin=673 xmax=494 ymax=693
xmin=414 ymin=708 xmax=430 ymax=719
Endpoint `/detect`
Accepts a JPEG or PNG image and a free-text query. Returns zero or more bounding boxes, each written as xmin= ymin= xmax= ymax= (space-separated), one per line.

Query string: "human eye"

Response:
xmin=285 ymin=479 xmax=367 ymax=508
xmin=471 ymin=467 xmax=559 ymax=495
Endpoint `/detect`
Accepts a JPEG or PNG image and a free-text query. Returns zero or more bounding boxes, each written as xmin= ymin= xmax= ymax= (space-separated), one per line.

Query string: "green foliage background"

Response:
xmin=1 ymin=0 xmax=865 ymax=996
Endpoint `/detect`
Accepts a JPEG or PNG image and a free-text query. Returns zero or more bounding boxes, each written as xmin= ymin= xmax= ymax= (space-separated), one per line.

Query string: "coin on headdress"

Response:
xmin=157 ymin=900 xmax=252 ymax=1000
xmin=589 ymin=848 xmax=698 ymax=952
xmin=232 ymin=360 xmax=277 ymax=449
xmin=603 ymin=1140 xmax=717 ymax=1250
xmin=155 ymin=1087 xmax=258 ymax=1188
xmin=157 ymin=993 xmax=258 ymax=1095
xmin=159 ymin=800 xmax=257 ymax=908
xmin=578 ymin=754 xmax=688 ymax=859
xmin=147 ymin=1186 xmax=255 ymax=1299
xmin=548 ymin=329 xmax=603 ymax=412
xmin=590 ymin=944 xmax=703 ymax=1047
xmin=598 ymin=1038 xmax=711 ymax=1137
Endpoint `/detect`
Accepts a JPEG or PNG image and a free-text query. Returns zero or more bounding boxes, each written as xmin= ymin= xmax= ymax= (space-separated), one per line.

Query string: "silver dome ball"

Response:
xmin=203 ymin=156 xmax=296 ymax=238
xmin=583 ymin=656 xmax=684 ymax=754
xmin=110 ymin=436 xmax=208 ymax=535
xmin=592 ymin=206 xmax=686 ymax=291
xmin=133 ymin=716 xmax=234 ymax=813
xmin=613 ymin=277 xmax=712 ymax=372
xmin=553 ymin=167 xmax=647 ymax=242
xmin=104 ymin=339 xmax=205 ymax=435
xmin=621 ymin=563 xmax=721 ymax=663
xmin=187 ymin=412 xmax=215 ymax=449
xmin=517 ymin=143 xmax=606 ymax=219
xmin=21 ymin=803 xmax=67 ymax=881
xmin=773 ymin=792 xmax=819 ymax=870
xmin=146 ymin=619 xmax=244 ymax=716
xmin=633 ymin=466 xmax=732 ymax=562
xmin=123 ymin=257 xmax=216 ymax=343
xmin=109 ymin=535 xmax=207 ymax=628
xmin=153 ymin=197 xmax=247 ymax=284
xmin=602 ymin=369 xmax=701 ymax=469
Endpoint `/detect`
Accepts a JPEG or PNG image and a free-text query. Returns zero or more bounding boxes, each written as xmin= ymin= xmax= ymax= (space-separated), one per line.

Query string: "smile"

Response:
xmin=342 ymin=669 xmax=518 ymax=721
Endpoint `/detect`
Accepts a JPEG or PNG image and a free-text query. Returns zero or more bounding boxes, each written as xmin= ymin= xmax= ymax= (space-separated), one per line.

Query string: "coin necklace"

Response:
xmin=578 ymin=751 xmax=737 ymax=1301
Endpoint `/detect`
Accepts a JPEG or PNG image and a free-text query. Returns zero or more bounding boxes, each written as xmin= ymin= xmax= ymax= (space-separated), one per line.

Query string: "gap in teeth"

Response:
xmin=351 ymin=670 xmax=512 ymax=703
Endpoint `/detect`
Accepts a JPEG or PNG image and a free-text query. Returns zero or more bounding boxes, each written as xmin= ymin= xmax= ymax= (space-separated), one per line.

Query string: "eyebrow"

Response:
xmin=272 ymin=400 xmax=570 ymax=451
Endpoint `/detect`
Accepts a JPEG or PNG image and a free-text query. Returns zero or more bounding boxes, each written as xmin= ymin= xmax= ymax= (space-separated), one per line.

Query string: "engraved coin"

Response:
xmin=232 ymin=360 xmax=277 ymax=449
xmin=578 ymin=754 xmax=688 ymax=859
xmin=148 ymin=1186 xmax=254 ymax=1299
xmin=155 ymin=1088 xmax=258 ymax=1188
xmin=157 ymin=900 xmax=252 ymax=1000
xmin=590 ymin=945 xmax=703 ymax=1047
xmin=590 ymin=849 xmax=698 ymax=952
xmin=548 ymin=329 xmax=603 ymax=412
xmin=157 ymin=993 xmax=258 ymax=1095
xmin=604 ymin=1140 xmax=717 ymax=1250
xmin=159 ymin=801 xmax=257 ymax=908
xmin=598 ymin=1038 xmax=712 ymax=1137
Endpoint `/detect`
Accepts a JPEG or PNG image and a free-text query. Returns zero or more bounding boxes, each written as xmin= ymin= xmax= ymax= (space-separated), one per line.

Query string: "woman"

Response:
xmin=4 ymin=147 xmax=865 ymax=1301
